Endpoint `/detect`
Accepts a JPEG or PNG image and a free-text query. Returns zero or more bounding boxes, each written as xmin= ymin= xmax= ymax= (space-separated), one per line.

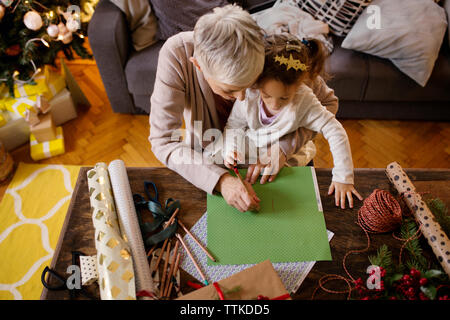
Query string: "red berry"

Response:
xmin=389 ymin=296 xmax=397 ymax=300
xmin=410 ymin=269 xmax=421 ymax=279
xmin=419 ymin=292 xmax=429 ymax=301
xmin=402 ymin=275 xmax=411 ymax=282
xmin=419 ymin=278 xmax=428 ymax=286
xmin=361 ymin=296 xmax=370 ymax=300
xmin=407 ymin=287 xmax=415 ymax=297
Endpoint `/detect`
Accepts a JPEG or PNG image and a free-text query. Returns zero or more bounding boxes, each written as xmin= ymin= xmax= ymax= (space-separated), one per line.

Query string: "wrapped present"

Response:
xmin=30 ymin=126 xmax=65 ymax=161
xmin=0 ymin=111 xmax=30 ymax=151
xmin=50 ymin=88 xmax=77 ymax=126
xmin=30 ymin=113 xmax=57 ymax=143
xmin=0 ymin=112 xmax=8 ymax=127
xmin=25 ymin=109 xmax=40 ymax=126
xmin=177 ymin=260 xmax=291 ymax=300
xmin=3 ymin=95 xmax=39 ymax=118
xmin=43 ymin=66 xmax=66 ymax=101
xmin=4 ymin=66 xmax=66 ymax=100
xmin=36 ymin=95 xmax=51 ymax=114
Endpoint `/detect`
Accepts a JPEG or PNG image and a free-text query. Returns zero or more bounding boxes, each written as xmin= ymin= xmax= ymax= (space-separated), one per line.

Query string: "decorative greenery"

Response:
xmin=426 ymin=198 xmax=450 ymax=238
xmin=354 ymin=199 xmax=450 ymax=300
xmin=0 ymin=0 xmax=95 ymax=96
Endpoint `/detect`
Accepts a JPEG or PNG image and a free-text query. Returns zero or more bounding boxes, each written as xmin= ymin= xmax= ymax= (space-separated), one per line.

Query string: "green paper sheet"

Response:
xmin=207 ymin=166 xmax=332 ymax=265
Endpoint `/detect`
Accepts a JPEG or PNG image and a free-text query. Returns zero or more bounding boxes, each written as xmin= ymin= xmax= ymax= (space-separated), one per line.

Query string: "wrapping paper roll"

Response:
xmin=87 ymin=163 xmax=136 ymax=300
xmin=108 ymin=160 xmax=157 ymax=297
xmin=386 ymin=162 xmax=450 ymax=276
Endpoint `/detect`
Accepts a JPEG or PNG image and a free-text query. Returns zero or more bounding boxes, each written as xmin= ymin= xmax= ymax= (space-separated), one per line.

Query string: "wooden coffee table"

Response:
xmin=41 ymin=167 xmax=450 ymax=300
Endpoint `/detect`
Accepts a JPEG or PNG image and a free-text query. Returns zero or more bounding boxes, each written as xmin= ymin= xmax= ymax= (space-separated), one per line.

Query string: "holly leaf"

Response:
xmin=387 ymin=273 xmax=403 ymax=286
xmin=420 ymin=285 xmax=437 ymax=300
xmin=424 ymin=270 xmax=444 ymax=279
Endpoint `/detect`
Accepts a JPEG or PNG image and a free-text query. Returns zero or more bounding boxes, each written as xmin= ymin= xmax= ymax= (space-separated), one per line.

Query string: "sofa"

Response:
xmin=88 ymin=0 xmax=450 ymax=120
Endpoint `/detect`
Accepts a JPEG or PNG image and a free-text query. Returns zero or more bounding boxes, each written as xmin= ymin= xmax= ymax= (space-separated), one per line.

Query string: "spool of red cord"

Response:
xmin=357 ymin=189 xmax=402 ymax=234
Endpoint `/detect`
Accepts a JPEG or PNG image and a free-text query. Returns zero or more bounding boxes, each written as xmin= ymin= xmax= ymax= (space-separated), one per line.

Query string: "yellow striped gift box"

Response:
xmin=3 ymin=95 xmax=38 ymax=118
xmin=30 ymin=126 xmax=65 ymax=161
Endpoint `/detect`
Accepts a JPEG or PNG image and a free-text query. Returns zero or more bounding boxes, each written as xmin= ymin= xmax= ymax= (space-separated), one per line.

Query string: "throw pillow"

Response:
xmin=110 ymin=0 xmax=158 ymax=51
xmin=295 ymin=0 xmax=372 ymax=36
xmin=341 ymin=0 xmax=448 ymax=87
xmin=150 ymin=0 xmax=229 ymax=40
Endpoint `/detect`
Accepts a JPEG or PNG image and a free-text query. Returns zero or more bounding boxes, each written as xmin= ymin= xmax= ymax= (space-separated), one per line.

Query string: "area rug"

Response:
xmin=0 ymin=163 xmax=80 ymax=300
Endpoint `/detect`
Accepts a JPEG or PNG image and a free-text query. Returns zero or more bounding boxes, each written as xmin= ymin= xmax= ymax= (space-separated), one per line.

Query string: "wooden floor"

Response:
xmin=4 ymin=54 xmax=450 ymax=189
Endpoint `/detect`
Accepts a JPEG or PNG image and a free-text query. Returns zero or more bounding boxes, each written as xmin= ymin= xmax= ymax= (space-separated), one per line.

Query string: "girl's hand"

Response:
xmin=246 ymin=146 xmax=286 ymax=185
xmin=224 ymin=151 xmax=243 ymax=170
xmin=328 ymin=181 xmax=363 ymax=209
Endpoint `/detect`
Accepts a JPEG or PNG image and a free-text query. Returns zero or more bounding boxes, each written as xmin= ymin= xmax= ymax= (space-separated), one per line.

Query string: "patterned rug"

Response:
xmin=0 ymin=163 xmax=80 ymax=300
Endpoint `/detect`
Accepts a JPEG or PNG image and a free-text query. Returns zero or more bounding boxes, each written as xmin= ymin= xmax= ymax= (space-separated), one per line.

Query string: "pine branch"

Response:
xmin=400 ymin=218 xmax=428 ymax=272
xmin=368 ymin=244 xmax=393 ymax=272
xmin=426 ymin=198 xmax=450 ymax=238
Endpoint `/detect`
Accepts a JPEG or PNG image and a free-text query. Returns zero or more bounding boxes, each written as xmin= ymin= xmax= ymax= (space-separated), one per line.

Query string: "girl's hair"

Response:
xmin=257 ymin=33 xmax=329 ymax=86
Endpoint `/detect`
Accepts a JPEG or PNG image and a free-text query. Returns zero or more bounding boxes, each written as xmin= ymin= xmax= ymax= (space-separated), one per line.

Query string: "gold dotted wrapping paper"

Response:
xmin=87 ymin=163 xmax=136 ymax=300
xmin=385 ymin=162 xmax=450 ymax=276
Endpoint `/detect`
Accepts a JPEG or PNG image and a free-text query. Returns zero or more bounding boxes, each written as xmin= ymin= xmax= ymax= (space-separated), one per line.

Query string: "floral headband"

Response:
xmin=274 ymin=39 xmax=309 ymax=72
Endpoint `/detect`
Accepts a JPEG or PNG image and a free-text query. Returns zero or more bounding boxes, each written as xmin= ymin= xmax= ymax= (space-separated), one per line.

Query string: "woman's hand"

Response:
xmin=246 ymin=146 xmax=286 ymax=185
xmin=328 ymin=181 xmax=363 ymax=209
xmin=216 ymin=173 xmax=260 ymax=212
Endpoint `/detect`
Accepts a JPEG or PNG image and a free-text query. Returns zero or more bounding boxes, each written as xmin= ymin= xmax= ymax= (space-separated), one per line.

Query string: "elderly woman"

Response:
xmin=149 ymin=5 xmax=338 ymax=212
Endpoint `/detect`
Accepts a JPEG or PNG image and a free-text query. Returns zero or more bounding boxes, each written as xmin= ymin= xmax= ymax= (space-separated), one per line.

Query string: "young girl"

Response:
xmin=221 ymin=34 xmax=363 ymax=209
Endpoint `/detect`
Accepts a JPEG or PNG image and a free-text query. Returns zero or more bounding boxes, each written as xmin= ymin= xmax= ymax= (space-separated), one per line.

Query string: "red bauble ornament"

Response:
xmin=5 ymin=44 xmax=21 ymax=56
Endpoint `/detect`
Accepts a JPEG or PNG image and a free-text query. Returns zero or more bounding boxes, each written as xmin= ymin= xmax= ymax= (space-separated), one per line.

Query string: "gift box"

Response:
xmin=43 ymin=66 xmax=66 ymax=101
xmin=30 ymin=126 xmax=65 ymax=160
xmin=0 ymin=111 xmax=30 ymax=150
xmin=50 ymin=88 xmax=77 ymax=126
xmin=3 ymin=66 xmax=66 ymax=101
xmin=177 ymin=260 xmax=291 ymax=300
xmin=30 ymin=113 xmax=57 ymax=143
xmin=0 ymin=111 xmax=8 ymax=127
xmin=3 ymin=95 xmax=39 ymax=118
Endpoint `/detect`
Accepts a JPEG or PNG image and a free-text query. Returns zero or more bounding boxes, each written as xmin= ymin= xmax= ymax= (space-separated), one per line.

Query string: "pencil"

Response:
xmin=178 ymin=220 xmax=216 ymax=262
xmin=167 ymin=251 xmax=182 ymax=299
xmin=233 ymin=161 xmax=246 ymax=186
xmin=176 ymin=233 xmax=209 ymax=286
xmin=163 ymin=240 xmax=180 ymax=297
xmin=147 ymin=208 xmax=180 ymax=257
xmin=151 ymin=238 xmax=168 ymax=277
xmin=159 ymin=240 xmax=172 ymax=297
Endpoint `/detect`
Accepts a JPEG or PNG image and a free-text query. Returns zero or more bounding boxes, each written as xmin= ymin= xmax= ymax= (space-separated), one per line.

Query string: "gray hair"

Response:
xmin=193 ymin=4 xmax=265 ymax=87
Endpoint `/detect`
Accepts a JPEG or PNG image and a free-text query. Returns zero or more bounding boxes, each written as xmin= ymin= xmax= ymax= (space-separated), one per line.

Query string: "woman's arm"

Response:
xmin=149 ymin=36 xmax=227 ymax=195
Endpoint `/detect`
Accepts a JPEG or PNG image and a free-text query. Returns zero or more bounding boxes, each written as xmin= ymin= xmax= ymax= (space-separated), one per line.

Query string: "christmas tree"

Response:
xmin=0 ymin=0 xmax=95 ymax=97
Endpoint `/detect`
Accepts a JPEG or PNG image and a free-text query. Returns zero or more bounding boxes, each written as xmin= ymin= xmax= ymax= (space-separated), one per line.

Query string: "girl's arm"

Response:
xmin=221 ymin=98 xmax=249 ymax=167
xmin=298 ymin=90 xmax=362 ymax=208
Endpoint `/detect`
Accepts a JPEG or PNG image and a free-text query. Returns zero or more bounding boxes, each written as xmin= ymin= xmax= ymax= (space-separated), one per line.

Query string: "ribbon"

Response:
xmin=133 ymin=181 xmax=180 ymax=247
xmin=211 ymin=282 xmax=291 ymax=301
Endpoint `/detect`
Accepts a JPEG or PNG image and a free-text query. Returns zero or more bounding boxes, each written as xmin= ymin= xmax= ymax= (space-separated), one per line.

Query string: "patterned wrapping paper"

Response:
xmin=87 ymin=163 xmax=136 ymax=300
xmin=385 ymin=162 xmax=450 ymax=276
xmin=179 ymin=213 xmax=334 ymax=293
xmin=107 ymin=160 xmax=157 ymax=297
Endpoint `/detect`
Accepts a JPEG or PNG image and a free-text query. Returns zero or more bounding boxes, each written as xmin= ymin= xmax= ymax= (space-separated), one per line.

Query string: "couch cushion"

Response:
xmin=364 ymin=46 xmax=450 ymax=102
xmin=325 ymin=37 xmax=368 ymax=101
xmin=150 ymin=0 xmax=228 ymax=40
xmin=125 ymin=40 xmax=165 ymax=95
